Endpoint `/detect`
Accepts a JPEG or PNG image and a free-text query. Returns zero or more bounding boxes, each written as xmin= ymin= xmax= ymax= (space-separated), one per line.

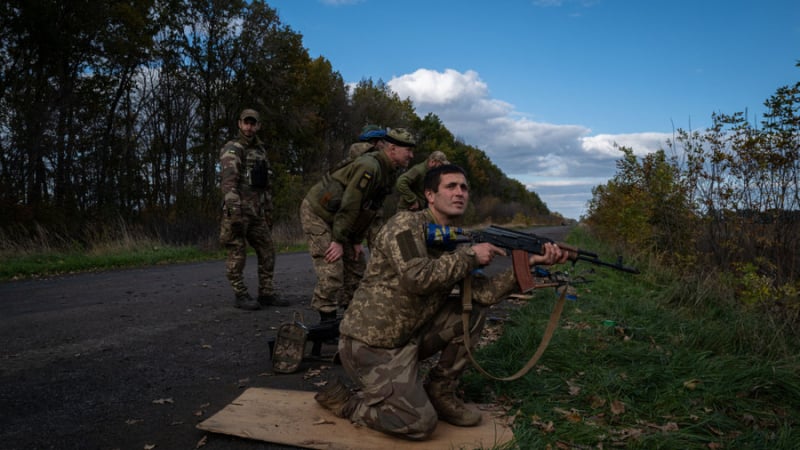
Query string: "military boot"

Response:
xmin=234 ymin=293 xmax=261 ymax=311
xmin=257 ymin=294 xmax=290 ymax=307
xmin=424 ymin=377 xmax=481 ymax=427
xmin=319 ymin=310 xmax=337 ymax=322
xmin=314 ymin=377 xmax=356 ymax=418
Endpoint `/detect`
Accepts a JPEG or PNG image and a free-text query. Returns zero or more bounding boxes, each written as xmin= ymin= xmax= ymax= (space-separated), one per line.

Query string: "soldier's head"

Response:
xmin=238 ymin=109 xmax=261 ymax=138
xmin=424 ymin=164 xmax=469 ymax=221
xmin=426 ymin=150 xmax=449 ymax=169
xmin=379 ymin=127 xmax=416 ymax=169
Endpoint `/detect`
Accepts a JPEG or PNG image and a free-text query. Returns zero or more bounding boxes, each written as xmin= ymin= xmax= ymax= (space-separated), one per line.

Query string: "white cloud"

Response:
xmin=388 ymin=68 xmax=670 ymax=220
xmin=389 ymin=69 xmax=490 ymax=105
xmin=581 ymin=133 xmax=667 ymax=157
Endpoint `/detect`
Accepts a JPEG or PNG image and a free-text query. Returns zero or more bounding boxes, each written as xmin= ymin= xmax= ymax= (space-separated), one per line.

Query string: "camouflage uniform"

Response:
xmin=300 ymin=149 xmax=400 ymax=316
xmin=396 ymin=151 xmax=449 ymax=211
xmin=219 ymin=130 xmax=276 ymax=300
xmin=349 ymin=125 xmax=388 ymax=248
xmin=336 ymin=209 xmax=518 ymax=439
xmin=348 ymin=141 xmax=376 ymax=159
xmin=346 ymin=142 xmax=384 ymax=248
xmin=395 ymin=161 xmax=428 ymax=211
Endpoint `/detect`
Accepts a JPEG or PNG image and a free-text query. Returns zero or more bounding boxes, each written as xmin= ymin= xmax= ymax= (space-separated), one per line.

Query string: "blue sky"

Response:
xmin=268 ymin=0 xmax=799 ymax=220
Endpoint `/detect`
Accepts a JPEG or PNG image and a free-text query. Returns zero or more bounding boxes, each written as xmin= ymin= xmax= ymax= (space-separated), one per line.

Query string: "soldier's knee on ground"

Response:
xmin=410 ymin=404 xmax=438 ymax=440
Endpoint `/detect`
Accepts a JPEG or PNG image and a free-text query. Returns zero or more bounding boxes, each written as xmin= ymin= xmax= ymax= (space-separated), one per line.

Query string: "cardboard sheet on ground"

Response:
xmin=197 ymin=387 xmax=515 ymax=449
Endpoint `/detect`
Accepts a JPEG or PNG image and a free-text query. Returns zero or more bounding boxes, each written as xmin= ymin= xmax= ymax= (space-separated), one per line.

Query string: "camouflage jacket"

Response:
xmin=339 ymin=210 xmax=518 ymax=348
xmin=305 ymin=150 xmax=399 ymax=244
xmin=219 ymin=132 xmax=273 ymax=218
xmin=395 ymin=160 xmax=428 ymax=210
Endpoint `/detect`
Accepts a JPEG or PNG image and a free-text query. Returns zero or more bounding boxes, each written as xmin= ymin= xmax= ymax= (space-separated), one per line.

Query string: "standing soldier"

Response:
xmin=300 ymin=128 xmax=416 ymax=322
xmin=219 ymin=108 xmax=289 ymax=310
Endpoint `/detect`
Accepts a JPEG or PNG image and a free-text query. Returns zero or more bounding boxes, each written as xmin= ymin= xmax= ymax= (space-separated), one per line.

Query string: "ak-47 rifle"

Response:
xmin=426 ymin=223 xmax=638 ymax=292
xmin=269 ymin=225 xmax=637 ymax=368
xmin=427 ymin=223 xmax=638 ymax=381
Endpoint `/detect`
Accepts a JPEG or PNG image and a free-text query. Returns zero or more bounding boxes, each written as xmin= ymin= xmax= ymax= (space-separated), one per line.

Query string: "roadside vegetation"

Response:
xmin=467 ymin=227 xmax=799 ymax=450
xmin=462 ymin=74 xmax=800 ymax=449
xmin=0 ymin=220 xmax=305 ymax=281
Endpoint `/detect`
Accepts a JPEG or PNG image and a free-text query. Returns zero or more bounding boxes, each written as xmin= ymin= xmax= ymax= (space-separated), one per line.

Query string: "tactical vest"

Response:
xmin=232 ymin=141 xmax=270 ymax=193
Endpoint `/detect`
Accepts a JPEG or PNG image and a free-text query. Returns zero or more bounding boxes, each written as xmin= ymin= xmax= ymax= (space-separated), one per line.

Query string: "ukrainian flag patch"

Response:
xmin=358 ymin=171 xmax=373 ymax=190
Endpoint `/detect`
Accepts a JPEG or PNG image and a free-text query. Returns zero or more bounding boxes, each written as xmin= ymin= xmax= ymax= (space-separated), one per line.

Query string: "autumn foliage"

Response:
xmin=585 ymin=67 xmax=800 ymax=322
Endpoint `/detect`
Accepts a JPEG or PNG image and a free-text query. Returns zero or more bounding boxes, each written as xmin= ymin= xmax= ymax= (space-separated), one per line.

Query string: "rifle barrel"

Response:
xmin=576 ymin=255 xmax=640 ymax=274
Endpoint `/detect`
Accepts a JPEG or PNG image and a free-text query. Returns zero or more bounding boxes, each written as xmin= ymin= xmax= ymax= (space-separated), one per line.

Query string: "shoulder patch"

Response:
xmin=357 ymin=171 xmax=374 ymax=191
xmin=396 ymin=229 xmax=420 ymax=262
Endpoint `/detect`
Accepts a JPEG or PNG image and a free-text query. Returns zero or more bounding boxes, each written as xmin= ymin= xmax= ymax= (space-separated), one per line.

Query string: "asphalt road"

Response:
xmin=0 ymin=226 xmax=569 ymax=450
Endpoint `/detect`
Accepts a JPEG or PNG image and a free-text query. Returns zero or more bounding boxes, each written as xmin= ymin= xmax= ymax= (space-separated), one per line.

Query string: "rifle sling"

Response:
xmin=461 ymin=274 xmax=567 ymax=382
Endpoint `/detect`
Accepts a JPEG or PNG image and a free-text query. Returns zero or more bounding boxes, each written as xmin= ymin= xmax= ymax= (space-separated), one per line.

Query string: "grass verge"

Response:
xmin=0 ymin=244 xmax=224 ymax=281
xmin=0 ymin=243 xmax=310 ymax=281
xmin=464 ymin=230 xmax=799 ymax=449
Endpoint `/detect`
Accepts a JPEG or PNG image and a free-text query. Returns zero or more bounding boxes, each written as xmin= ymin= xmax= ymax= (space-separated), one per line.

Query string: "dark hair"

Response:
xmin=423 ymin=164 xmax=468 ymax=193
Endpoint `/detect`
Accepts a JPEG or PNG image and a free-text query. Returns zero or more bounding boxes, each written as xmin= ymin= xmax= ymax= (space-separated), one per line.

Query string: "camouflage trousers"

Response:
xmin=219 ymin=211 xmax=275 ymax=297
xmin=299 ymin=199 xmax=365 ymax=314
xmin=337 ymin=300 xmax=487 ymax=440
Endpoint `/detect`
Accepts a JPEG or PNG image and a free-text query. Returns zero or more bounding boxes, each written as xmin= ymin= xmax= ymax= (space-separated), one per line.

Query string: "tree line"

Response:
xmin=585 ymin=65 xmax=799 ymax=324
xmin=0 ymin=0 xmax=553 ymax=246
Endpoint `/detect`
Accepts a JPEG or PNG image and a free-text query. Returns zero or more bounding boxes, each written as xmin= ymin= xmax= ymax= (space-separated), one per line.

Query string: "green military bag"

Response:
xmin=271 ymin=312 xmax=308 ymax=374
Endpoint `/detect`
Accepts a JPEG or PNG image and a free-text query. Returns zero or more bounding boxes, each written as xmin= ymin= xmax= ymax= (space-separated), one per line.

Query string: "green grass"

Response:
xmin=0 ymin=245 xmax=225 ymax=281
xmin=463 ymin=231 xmax=800 ymax=449
xmin=0 ymin=223 xmax=307 ymax=281
xmin=0 ymin=243 xmax=310 ymax=281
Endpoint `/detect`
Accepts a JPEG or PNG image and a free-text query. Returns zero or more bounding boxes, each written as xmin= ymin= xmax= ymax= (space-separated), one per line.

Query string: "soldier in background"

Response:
xmin=300 ymin=128 xmax=416 ymax=322
xmin=395 ymin=150 xmax=450 ymax=211
xmin=219 ymin=108 xmax=289 ymax=310
xmin=347 ymin=125 xmax=388 ymax=249
xmin=313 ymin=164 xmax=568 ymax=440
xmin=348 ymin=124 xmax=385 ymax=159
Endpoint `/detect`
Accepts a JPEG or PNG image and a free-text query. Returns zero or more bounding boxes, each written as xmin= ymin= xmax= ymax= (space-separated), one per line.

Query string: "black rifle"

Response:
xmin=426 ymin=223 xmax=638 ymax=291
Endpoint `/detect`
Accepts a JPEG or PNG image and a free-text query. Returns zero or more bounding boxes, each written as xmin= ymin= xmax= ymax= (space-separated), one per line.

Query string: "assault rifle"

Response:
xmin=426 ymin=223 xmax=639 ymax=292
xmin=268 ymin=225 xmax=637 ymax=364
